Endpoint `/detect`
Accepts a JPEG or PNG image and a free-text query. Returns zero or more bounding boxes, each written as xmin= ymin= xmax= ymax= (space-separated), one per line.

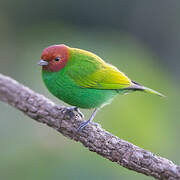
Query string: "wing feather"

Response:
xmin=66 ymin=48 xmax=131 ymax=90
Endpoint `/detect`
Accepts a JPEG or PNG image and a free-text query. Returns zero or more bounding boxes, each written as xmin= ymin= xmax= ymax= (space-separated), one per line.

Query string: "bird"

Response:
xmin=38 ymin=44 xmax=164 ymax=131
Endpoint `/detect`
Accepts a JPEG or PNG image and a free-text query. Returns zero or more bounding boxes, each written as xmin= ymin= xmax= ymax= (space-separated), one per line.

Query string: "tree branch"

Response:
xmin=0 ymin=73 xmax=179 ymax=180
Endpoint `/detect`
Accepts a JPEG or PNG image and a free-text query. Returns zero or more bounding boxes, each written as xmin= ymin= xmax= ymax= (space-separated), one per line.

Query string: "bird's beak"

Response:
xmin=38 ymin=59 xmax=49 ymax=66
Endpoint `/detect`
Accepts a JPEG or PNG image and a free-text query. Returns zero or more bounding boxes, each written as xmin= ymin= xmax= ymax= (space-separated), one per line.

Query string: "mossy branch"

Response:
xmin=0 ymin=73 xmax=179 ymax=180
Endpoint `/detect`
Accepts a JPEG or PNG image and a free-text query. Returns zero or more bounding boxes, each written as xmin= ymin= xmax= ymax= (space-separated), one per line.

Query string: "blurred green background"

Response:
xmin=0 ymin=0 xmax=180 ymax=179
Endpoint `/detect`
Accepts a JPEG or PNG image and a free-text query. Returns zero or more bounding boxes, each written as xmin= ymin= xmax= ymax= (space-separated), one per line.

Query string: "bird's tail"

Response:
xmin=130 ymin=81 xmax=165 ymax=97
xmin=143 ymin=87 xmax=165 ymax=97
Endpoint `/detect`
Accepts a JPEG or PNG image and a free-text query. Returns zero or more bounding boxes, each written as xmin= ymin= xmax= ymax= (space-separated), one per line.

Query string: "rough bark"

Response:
xmin=0 ymin=73 xmax=179 ymax=180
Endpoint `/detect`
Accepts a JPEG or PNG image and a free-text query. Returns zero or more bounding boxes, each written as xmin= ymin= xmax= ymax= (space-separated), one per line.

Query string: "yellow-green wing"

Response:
xmin=67 ymin=48 xmax=131 ymax=89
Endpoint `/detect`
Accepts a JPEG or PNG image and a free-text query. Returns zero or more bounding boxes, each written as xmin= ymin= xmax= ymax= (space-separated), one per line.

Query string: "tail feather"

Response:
xmin=143 ymin=87 xmax=165 ymax=97
xmin=130 ymin=81 xmax=165 ymax=97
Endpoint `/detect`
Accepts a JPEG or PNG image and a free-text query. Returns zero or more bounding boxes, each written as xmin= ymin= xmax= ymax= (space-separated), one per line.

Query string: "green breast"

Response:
xmin=42 ymin=69 xmax=119 ymax=109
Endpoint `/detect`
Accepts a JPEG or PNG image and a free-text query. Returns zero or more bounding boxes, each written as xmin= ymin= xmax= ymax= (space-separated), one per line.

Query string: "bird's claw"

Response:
xmin=77 ymin=121 xmax=90 ymax=132
xmin=73 ymin=107 xmax=84 ymax=119
xmin=66 ymin=107 xmax=84 ymax=119
xmin=90 ymin=122 xmax=101 ymax=128
xmin=77 ymin=121 xmax=101 ymax=132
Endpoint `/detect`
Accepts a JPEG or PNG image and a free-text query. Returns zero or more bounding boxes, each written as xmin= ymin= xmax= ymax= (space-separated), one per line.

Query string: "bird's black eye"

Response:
xmin=55 ymin=57 xmax=60 ymax=61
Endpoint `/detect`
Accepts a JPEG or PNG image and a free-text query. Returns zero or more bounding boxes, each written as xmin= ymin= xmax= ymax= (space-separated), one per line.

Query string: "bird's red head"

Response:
xmin=38 ymin=44 xmax=69 ymax=72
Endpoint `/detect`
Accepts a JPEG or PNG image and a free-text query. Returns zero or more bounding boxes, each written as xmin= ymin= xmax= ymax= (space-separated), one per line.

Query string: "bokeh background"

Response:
xmin=0 ymin=0 xmax=180 ymax=179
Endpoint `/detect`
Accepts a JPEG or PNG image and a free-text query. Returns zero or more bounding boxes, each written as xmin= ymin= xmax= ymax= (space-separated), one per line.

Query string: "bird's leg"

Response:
xmin=77 ymin=108 xmax=99 ymax=132
xmin=66 ymin=106 xmax=84 ymax=119
xmin=74 ymin=107 xmax=84 ymax=119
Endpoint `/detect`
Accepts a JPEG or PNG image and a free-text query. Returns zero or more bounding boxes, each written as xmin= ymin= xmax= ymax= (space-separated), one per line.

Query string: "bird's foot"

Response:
xmin=77 ymin=121 xmax=101 ymax=132
xmin=77 ymin=120 xmax=90 ymax=132
xmin=90 ymin=122 xmax=101 ymax=128
xmin=66 ymin=107 xmax=84 ymax=119
xmin=77 ymin=108 xmax=99 ymax=132
xmin=73 ymin=107 xmax=84 ymax=119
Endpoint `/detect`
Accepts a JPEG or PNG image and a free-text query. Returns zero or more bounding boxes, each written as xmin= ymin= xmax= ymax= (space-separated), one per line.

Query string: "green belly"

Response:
xmin=42 ymin=70 xmax=122 ymax=109
xmin=57 ymin=87 xmax=118 ymax=108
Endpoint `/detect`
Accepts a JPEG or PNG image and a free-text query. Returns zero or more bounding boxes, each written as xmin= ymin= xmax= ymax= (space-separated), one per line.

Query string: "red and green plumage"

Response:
xmin=38 ymin=44 xmax=164 ymax=130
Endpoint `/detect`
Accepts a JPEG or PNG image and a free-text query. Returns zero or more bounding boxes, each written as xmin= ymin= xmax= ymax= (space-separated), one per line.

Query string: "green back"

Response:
xmin=66 ymin=48 xmax=131 ymax=89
